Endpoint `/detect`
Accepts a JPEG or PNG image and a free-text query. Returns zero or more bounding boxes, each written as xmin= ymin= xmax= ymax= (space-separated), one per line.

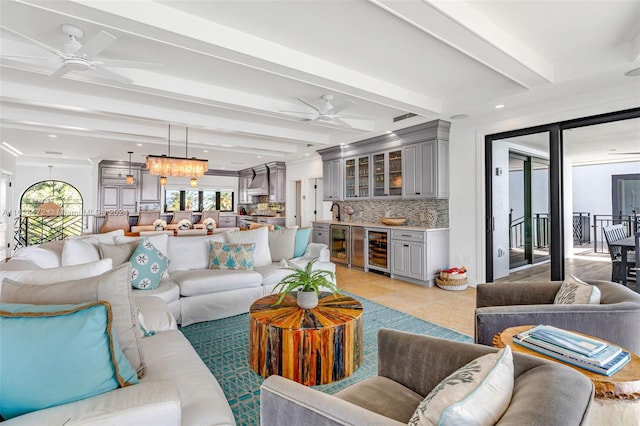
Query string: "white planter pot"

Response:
xmin=155 ymin=226 xmax=164 ymax=231
xmin=296 ymin=291 xmax=318 ymax=309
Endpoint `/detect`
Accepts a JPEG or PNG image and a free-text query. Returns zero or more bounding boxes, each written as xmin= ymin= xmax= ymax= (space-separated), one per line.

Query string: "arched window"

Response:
xmin=18 ymin=180 xmax=83 ymax=247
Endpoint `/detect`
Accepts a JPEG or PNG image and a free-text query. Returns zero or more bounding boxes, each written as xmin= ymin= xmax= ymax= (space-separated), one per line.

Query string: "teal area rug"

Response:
xmin=181 ymin=292 xmax=472 ymax=426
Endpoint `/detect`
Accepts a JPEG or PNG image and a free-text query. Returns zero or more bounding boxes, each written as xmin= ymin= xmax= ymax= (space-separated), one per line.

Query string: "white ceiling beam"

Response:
xmin=369 ymin=0 xmax=554 ymax=88
xmin=0 ymin=73 xmax=332 ymax=146
xmin=59 ymin=0 xmax=441 ymax=115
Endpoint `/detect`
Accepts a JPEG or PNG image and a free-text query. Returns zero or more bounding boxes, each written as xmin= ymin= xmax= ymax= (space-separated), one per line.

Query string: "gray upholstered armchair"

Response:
xmin=475 ymin=280 xmax=640 ymax=354
xmin=261 ymin=328 xmax=594 ymax=426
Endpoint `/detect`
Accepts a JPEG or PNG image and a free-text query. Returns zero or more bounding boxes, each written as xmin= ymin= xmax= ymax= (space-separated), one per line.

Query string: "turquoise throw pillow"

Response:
xmin=0 ymin=302 xmax=138 ymax=420
xmin=294 ymin=227 xmax=312 ymax=258
xmin=209 ymin=241 xmax=255 ymax=270
xmin=129 ymin=237 xmax=168 ymax=290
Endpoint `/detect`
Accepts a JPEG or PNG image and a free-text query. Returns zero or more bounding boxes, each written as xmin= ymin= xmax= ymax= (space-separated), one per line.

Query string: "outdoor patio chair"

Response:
xmin=603 ymin=224 xmax=636 ymax=283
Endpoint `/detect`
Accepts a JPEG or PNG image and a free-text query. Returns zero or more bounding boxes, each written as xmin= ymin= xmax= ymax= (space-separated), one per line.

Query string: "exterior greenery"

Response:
xmin=272 ymin=259 xmax=339 ymax=305
xmin=165 ymin=189 xmax=234 ymax=212
xmin=19 ymin=180 xmax=83 ymax=246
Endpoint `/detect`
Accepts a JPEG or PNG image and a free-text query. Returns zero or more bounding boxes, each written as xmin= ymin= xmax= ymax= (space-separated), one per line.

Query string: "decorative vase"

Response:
xmin=206 ymin=224 xmax=215 ymax=231
xmin=296 ymin=291 xmax=318 ymax=309
xmin=179 ymin=225 xmax=189 ymax=230
xmin=155 ymin=226 xmax=163 ymax=231
xmin=426 ymin=208 xmax=438 ymax=228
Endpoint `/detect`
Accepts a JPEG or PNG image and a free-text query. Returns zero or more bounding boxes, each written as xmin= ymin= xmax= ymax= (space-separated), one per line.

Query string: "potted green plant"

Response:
xmin=272 ymin=259 xmax=339 ymax=309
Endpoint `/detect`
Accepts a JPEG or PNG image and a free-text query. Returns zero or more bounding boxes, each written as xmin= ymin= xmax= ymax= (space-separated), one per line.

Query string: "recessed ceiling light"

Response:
xmin=136 ymin=143 xmax=143 ymax=147
xmin=257 ymin=155 xmax=262 ymax=159
xmin=221 ymin=144 xmax=232 ymax=148
xmin=48 ymin=134 xmax=57 ymax=138
xmin=450 ymin=114 xmax=469 ymax=120
xmin=304 ymin=153 xmax=310 ymax=156
xmin=203 ymin=150 xmax=208 ymax=153
xmin=495 ymin=104 xmax=505 ymax=109
xmin=385 ymin=130 xmax=392 ymax=134
xmin=624 ymin=67 xmax=640 ymax=77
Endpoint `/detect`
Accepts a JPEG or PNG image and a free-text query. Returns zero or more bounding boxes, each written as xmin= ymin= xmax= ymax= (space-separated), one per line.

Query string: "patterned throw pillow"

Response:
xmin=408 ymin=346 xmax=514 ymax=426
xmin=554 ymin=274 xmax=601 ymax=304
xmin=129 ymin=238 xmax=168 ymax=290
xmin=209 ymin=241 xmax=255 ymax=271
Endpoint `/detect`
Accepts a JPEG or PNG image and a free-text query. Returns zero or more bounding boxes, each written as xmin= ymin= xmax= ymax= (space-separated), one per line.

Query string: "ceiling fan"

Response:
xmin=0 ymin=24 xmax=158 ymax=84
xmin=284 ymin=94 xmax=367 ymax=128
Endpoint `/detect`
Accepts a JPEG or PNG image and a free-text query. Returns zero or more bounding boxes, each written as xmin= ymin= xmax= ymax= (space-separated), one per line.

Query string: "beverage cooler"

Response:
xmin=366 ymin=228 xmax=389 ymax=273
xmin=329 ymin=225 xmax=350 ymax=265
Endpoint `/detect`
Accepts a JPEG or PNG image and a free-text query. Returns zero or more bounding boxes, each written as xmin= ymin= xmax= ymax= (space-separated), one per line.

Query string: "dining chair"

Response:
xmin=100 ymin=210 xmax=130 ymax=233
xmin=603 ymin=224 xmax=636 ymax=283
xmin=193 ymin=210 xmax=220 ymax=229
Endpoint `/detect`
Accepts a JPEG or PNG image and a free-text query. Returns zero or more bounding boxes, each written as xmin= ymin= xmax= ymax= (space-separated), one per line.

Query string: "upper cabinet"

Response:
xmin=323 ymin=158 xmax=343 ymax=201
xmin=238 ymin=169 xmax=253 ymax=204
xmin=403 ymin=140 xmax=448 ymax=199
xmin=344 ymin=155 xmax=370 ymax=199
xmin=267 ymin=161 xmax=286 ymax=203
xmin=317 ymin=120 xmax=450 ymax=200
xmin=139 ymin=170 xmax=160 ymax=203
xmin=372 ymin=149 xmax=402 ymax=199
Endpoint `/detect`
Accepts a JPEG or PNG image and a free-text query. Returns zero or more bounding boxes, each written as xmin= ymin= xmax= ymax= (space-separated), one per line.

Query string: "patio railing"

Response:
xmin=13 ymin=214 xmax=84 ymax=250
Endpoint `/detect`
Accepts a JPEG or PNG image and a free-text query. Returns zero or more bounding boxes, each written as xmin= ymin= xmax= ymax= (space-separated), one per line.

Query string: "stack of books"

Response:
xmin=513 ymin=325 xmax=630 ymax=376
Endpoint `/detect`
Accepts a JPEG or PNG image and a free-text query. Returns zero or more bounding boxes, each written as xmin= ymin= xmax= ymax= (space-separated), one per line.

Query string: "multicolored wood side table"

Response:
xmin=249 ymin=292 xmax=363 ymax=386
xmin=495 ymin=325 xmax=640 ymax=426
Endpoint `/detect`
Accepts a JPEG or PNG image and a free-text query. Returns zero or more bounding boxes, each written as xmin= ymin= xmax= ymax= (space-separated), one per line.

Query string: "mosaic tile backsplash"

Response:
xmin=331 ymin=199 xmax=449 ymax=228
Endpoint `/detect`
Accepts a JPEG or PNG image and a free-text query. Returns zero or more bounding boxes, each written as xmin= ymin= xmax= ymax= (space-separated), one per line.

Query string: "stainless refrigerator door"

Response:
xmin=350 ymin=226 xmax=365 ymax=269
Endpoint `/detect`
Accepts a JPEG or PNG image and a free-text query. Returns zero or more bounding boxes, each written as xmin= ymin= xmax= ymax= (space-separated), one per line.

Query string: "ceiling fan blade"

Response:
xmin=1 ymin=25 xmax=65 ymax=58
xmin=301 ymin=117 xmax=320 ymax=122
xmin=50 ymin=64 xmax=71 ymax=79
xmin=92 ymin=59 xmax=162 ymax=69
xmin=1 ymin=55 xmax=57 ymax=60
xmin=91 ymin=66 xmax=133 ymax=84
xmin=338 ymin=113 xmax=375 ymax=119
xmin=295 ymin=97 xmax=321 ymax=114
xmin=609 ymin=152 xmax=640 ymax=155
xmin=329 ymin=99 xmax=356 ymax=114
xmin=331 ymin=118 xmax=353 ymax=128
xmin=280 ymin=110 xmax=316 ymax=115
xmin=75 ymin=30 xmax=116 ymax=58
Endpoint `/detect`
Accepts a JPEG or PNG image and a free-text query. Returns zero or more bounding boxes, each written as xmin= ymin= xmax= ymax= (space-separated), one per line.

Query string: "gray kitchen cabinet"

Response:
xmin=371 ymin=149 xmax=402 ymax=199
xmin=238 ymin=168 xmax=253 ymax=204
xmin=312 ymin=222 xmax=330 ymax=246
xmin=101 ymin=185 xmax=137 ymax=213
xmin=390 ymin=229 xmax=449 ymax=286
xmin=267 ymin=161 xmax=286 ymax=203
xmin=139 ymin=170 xmax=161 ymax=203
xmin=218 ymin=216 xmax=237 ymax=228
xmin=322 ymin=159 xmax=343 ymax=201
xmin=344 ymin=155 xmax=370 ymax=200
xmin=403 ymin=140 xmax=449 ymax=199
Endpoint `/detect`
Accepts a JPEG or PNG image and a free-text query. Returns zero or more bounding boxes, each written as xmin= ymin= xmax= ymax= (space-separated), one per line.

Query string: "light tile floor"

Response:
xmin=336 ymin=266 xmax=476 ymax=336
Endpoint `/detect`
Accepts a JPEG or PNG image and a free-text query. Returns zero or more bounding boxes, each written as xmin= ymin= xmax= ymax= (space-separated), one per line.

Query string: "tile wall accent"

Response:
xmin=332 ymin=199 xmax=449 ymax=228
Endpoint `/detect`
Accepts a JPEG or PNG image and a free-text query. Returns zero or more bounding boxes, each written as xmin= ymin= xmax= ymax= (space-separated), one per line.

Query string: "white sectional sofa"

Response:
xmin=4 ymin=226 xmax=335 ymax=326
xmin=0 ymin=226 xmax=333 ymax=424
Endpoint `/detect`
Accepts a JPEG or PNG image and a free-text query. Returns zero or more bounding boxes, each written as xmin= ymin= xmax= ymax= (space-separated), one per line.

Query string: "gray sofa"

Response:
xmin=260 ymin=329 xmax=594 ymax=426
xmin=475 ymin=280 xmax=640 ymax=354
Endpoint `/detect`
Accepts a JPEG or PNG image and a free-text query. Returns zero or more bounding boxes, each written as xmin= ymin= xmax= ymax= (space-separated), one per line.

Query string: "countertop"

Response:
xmin=312 ymin=220 xmax=448 ymax=232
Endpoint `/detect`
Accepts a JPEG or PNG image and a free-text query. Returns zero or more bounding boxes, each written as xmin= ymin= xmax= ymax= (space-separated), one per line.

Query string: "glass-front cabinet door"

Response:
xmin=372 ymin=149 xmax=402 ymax=198
xmin=345 ymin=155 xmax=370 ymax=199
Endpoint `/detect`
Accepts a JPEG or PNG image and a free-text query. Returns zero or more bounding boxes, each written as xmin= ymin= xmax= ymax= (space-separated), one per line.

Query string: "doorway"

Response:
xmin=612 ymin=173 xmax=640 ymax=217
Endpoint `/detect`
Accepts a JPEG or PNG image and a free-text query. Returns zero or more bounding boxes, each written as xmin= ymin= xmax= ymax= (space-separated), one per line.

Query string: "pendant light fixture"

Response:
xmin=146 ymin=124 xmax=207 ymax=184
xmin=125 ymin=151 xmax=135 ymax=185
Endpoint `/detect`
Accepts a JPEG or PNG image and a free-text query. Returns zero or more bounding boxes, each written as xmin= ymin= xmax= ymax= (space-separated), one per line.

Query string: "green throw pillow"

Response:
xmin=129 ymin=238 xmax=168 ymax=290
xmin=0 ymin=302 xmax=138 ymax=420
xmin=209 ymin=241 xmax=255 ymax=270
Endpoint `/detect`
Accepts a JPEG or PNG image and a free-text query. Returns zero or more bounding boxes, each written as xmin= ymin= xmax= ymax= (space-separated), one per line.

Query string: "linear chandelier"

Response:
xmin=146 ymin=125 xmax=208 ymax=184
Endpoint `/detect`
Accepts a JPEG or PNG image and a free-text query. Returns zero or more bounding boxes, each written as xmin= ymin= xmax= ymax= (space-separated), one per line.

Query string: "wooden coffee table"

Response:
xmin=495 ymin=325 xmax=640 ymax=425
xmin=249 ymin=292 xmax=363 ymax=386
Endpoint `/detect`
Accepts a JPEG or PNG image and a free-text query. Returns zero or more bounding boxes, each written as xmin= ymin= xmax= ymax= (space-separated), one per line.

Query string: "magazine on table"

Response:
xmin=522 ymin=325 xmax=608 ymax=357
xmin=513 ymin=325 xmax=630 ymax=376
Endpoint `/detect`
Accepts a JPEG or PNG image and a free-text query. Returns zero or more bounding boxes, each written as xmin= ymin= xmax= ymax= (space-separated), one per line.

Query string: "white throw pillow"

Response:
xmin=10 ymin=240 xmax=65 ymax=268
xmin=166 ymin=234 xmax=226 ymax=272
xmin=408 ymin=346 xmax=514 ymax=426
xmin=116 ymin=233 xmax=169 ymax=258
xmin=0 ymin=259 xmax=113 ymax=293
xmin=227 ymin=226 xmax=272 ymax=267
xmin=268 ymin=228 xmax=297 ymax=261
xmin=61 ymin=238 xmax=101 ymax=266
xmin=554 ymin=274 xmax=601 ymax=304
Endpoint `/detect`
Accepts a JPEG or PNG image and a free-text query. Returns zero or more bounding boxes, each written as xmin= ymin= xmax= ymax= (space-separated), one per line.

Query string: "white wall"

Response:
xmin=449 ymin=96 xmax=639 ymax=286
xmin=572 ymin=161 xmax=640 ymax=216
xmin=285 ymin=156 xmax=327 ymax=228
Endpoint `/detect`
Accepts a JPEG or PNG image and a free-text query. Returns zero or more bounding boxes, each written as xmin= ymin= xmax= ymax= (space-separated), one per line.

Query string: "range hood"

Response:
xmin=247 ymin=165 xmax=269 ymax=196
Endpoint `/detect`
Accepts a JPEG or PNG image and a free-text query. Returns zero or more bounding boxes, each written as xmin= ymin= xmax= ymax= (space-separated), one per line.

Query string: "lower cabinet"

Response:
xmin=312 ymin=223 xmax=330 ymax=247
xmin=218 ymin=216 xmax=237 ymax=228
xmin=390 ymin=229 xmax=449 ymax=285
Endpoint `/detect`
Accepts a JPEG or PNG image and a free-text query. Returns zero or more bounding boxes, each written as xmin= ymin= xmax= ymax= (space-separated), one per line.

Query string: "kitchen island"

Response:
xmin=312 ymin=220 xmax=449 ymax=287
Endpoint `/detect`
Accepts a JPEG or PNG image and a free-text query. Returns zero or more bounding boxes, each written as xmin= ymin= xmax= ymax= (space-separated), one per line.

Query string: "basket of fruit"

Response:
xmin=436 ymin=267 xmax=468 ymax=291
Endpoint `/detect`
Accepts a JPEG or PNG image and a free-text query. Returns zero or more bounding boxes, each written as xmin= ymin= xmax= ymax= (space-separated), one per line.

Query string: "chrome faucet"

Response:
xmin=330 ymin=202 xmax=341 ymax=222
